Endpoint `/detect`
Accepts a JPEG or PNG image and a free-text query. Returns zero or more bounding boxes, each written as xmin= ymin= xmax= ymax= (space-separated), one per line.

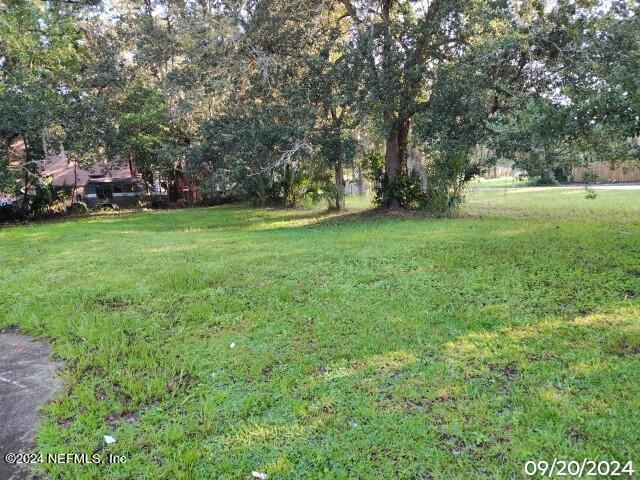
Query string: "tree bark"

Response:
xmin=385 ymin=119 xmax=411 ymax=176
xmin=334 ymin=153 xmax=345 ymax=211
xmin=384 ymin=124 xmax=402 ymax=208
xmin=385 ymin=127 xmax=401 ymax=178
xmin=128 ymin=153 xmax=135 ymax=176
xmin=384 ymin=118 xmax=411 ymax=208
xmin=381 ymin=0 xmax=399 ymax=207
xmin=169 ymin=169 xmax=180 ymax=202
xmin=71 ymin=160 xmax=78 ymax=206
xmin=22 ymin=134 xmax=33 ymax=206
xmin=329 ymin=108 xmax=346 ymax=211
xmin=398 ymin=118 xmax=410 ymax=166
xmin=356 ymin=161 xmax=364 ymax=196
xmin=42 ymin=128 xmax=48 ymax=156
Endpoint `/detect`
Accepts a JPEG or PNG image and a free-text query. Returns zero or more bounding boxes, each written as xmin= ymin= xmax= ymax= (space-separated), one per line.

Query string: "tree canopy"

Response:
xmin=1 ymin=0 xmax=637 ymax=212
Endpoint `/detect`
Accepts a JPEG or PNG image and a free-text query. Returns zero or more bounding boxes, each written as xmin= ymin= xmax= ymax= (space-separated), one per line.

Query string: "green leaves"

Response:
xmin=2 ymin=0 xmax=638 ymax=209
xmin=487 ymin=1 xmax=640 ymax=176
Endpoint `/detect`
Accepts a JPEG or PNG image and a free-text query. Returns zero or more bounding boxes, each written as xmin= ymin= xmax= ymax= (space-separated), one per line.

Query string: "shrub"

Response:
xmin=0 ymin=195 xmax=16 ymax=222
xmin=365 ymin=148 xmax=481 ymax=216
xmin=320 ymin=181 xmax=338 ymax=209
xmin=361 ymin=150 xmax=385 ymax=184
xmin=585 ymin=187 xmax=598 ymax=199
xmin=363 ymin=150 xmax=427 ymax=209
xmin=583 ymin=169 xmax=598 ymax=199
xmin=373 ymin=170 xmax=426 ymax=209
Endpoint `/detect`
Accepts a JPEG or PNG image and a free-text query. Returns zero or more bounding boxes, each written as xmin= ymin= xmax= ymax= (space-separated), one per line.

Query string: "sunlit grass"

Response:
xmin=470 ymin=176 xmax=525 ymax=188
xmin=0 ymin=190 xmax=638 ymax=479
xmin=464 ymin=187 xmax=640 ymax=221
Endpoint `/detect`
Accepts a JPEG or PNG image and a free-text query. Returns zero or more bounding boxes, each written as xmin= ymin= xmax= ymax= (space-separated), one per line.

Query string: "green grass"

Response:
xmin=465 ymin=186 xmax=640 ymax=220
xmin=1 ymin=189 xmax=639 ymax=479
xmin=471 ymin=176 xmax=525 ymax=188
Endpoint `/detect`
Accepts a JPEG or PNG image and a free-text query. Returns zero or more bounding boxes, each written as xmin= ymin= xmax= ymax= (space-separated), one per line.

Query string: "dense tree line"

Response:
xmin=1 ymin=0 xmax=638 ymax=214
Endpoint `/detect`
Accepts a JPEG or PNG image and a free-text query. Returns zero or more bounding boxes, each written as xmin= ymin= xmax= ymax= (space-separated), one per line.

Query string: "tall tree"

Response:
xmin=0 ymin=0 xmax=85 ymax=200
xmin=488 ymin=0 xmax=640 ymax=180
xmin=343 ymin=0 xmax=475 ymax=206
xmin=189 ymin=0 xmax=361 ymax=209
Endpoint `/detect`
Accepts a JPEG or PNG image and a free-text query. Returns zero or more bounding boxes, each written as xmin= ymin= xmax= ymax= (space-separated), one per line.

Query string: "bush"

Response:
xmin=585 ymin=187 xmax=598 ymax=199
xmin=373 ymin=170 xmax=426 ymax=209
xmin=26 ymin=181 xmax=58 ymax=215
xmin=361 ymin=150 xmax=385 ymax=184
xmin=364 ymin=150 xmax=428 ymax=209
xmin=363 ymin=148 xmax=482 ymax=216
xmin=320 ymin=181 xmax=338 ymax=209
xmin=583 ymin=169 xmax=598 ymax=199
xmin=0 ymin=195 xmax=16 ymax=222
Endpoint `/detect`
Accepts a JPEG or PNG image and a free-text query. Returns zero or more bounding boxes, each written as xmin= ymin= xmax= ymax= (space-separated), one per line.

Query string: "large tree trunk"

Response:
xmin=384 ymin=119 xmax=411 ymax=208
xmin=128 ymin=153 xmax=135 ymax=177
xmin=384 ymin=128 xmax=401 ymax=209
xmin=329 ymin=108 xmax=346 ymax=211
xmin=334 ymin=153 xmax=345 ymax=211
xmin=356 ymin=161 xmax=364 ymax=196
xmin=385 ymin=127 xmax=402 ymax=179
xmin=398 ymin=119 xmax=410 ymax=166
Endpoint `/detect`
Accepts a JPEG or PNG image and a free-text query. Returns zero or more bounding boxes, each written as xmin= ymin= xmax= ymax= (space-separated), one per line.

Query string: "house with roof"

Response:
xmin=8 ymin=137 xmax=202 ymax=208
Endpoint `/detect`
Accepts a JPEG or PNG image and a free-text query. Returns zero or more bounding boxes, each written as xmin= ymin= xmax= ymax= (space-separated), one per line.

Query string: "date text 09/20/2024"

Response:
xmin=524 ymin=459 xmax=634 ymax=477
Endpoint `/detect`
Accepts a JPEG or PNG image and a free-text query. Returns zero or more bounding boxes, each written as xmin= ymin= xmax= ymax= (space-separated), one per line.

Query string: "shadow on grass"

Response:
xmin=84 ymin=205 xmax=339 ymax=233
xmin=120 ymin=307 xmax=640 ymax=479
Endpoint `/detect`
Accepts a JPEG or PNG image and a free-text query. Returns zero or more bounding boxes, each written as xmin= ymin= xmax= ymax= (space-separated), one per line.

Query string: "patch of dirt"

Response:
xmin=166 ymin=371 xmax=197 ymax=392
xmin=106 ymin=410 xmax=140 ymax=430
xmin=568 ymin=427 xmax=590 ymax=443
xmin=437 ymin=432 xmax=468 ymax=456
xmin=94 ymin=297 xmax=134 ymax=310
xmin=403 ymin=398 xmax=433 ymax=412
xmin=609 ymin=337 xmax=640 ymax=358
xmin=488 ymin=363 xmax=520 ymax=380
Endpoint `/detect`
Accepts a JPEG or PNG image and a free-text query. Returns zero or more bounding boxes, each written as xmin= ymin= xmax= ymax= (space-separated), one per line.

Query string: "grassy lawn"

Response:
xmin=470 ymin=176 xmax=526 ymax=188
xmin=1 ymin=188 xmax=639 ymax=479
